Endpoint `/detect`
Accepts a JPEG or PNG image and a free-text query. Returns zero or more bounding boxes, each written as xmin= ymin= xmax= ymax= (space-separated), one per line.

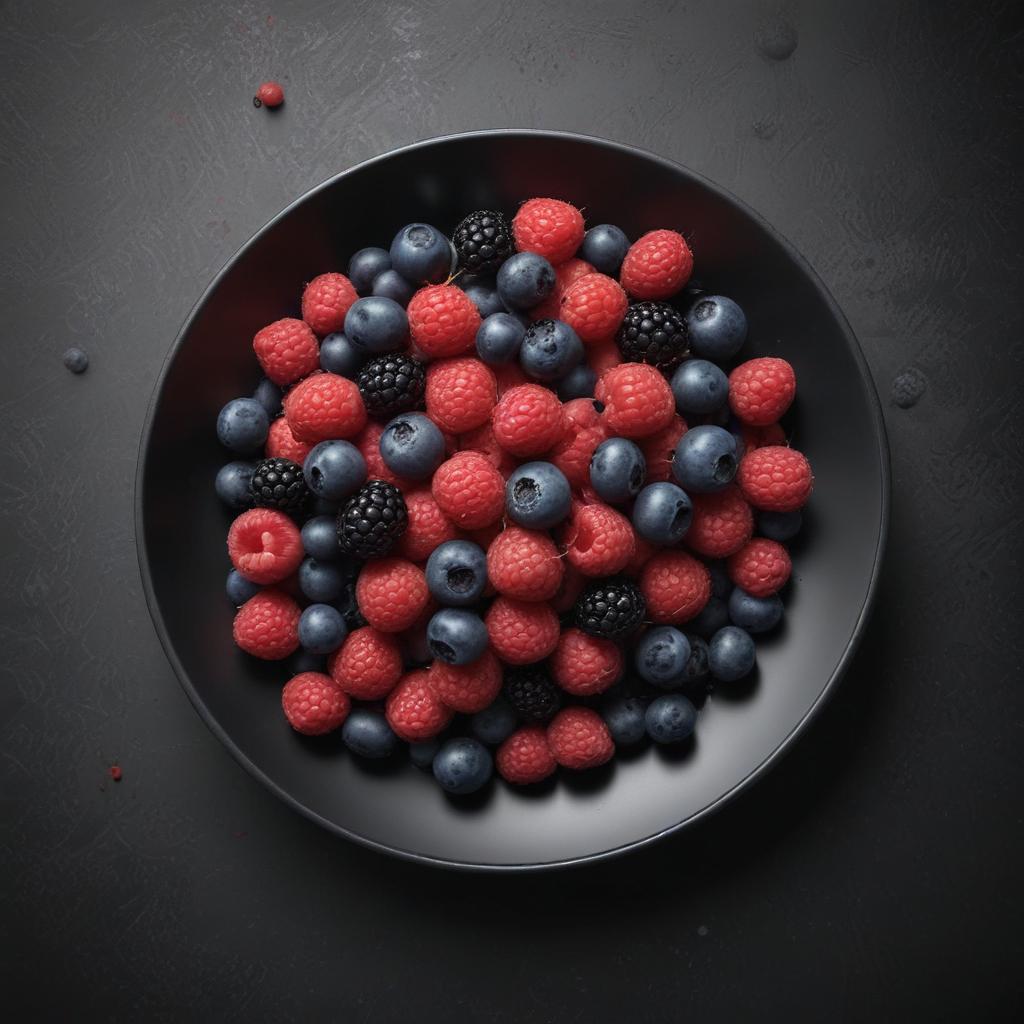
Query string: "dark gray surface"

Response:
xmin=1 ymin=0 xmax=1021 ymax=1019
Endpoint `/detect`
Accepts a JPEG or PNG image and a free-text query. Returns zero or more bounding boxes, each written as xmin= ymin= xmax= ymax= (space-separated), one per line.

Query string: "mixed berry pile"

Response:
xmin=214 ymin=197 xmax=813 ymax=796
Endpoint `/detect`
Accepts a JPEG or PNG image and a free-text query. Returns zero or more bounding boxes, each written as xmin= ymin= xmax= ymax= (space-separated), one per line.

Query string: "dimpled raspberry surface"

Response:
xmin=492 ymin=384 xmax=566 ymax=458
xmin=265 ymin=416 xmax=315 ymax=464
xmin=233 ymin=589 xmax=301 ymax=660
xmin=550 ymin=628 xmax=623 ymax=696
xmin=356 ymin=421 xmax=412 ymax=489
xmin=497 ymin=725 xmax=557 ymax=785
xmin=548 ymin=397 xmax=608 ymax=489
xmin=284 ymin=372 xmax=367 ymax=443
xmin=640 ymin=550 xmax=712 ymax=625
xmin=486 ymin=527 xmax=563 ymax=602
xmin=425 ymin=357 xmax=497 ymax=433
xmin=547 ymin=707 xmax=614 ymax=770
xmin=253 ymin=317 xmax=320 ymax=385
xmin=301 ymin=272 xmax=358 ymax=336
xmin=737 ymin=445 xmax=813 ymax=512
xmin=431 ymin=451 xmax=505 ymax=529
xmin=639 ymin=415 xmax=688 ymax=483
xmin=485 ymin=597 xmax=561 ymax=665
xmin=564 ymin=502 xmax=636 ymax=577
xmin=396 ymin=490 xmax=458 ymax=561
xmin=329 ymin=626 xmax=403 ymax=699
xmin=728 ymin=357 xmax=796 ymax=426
xmin=596 ymin=362 xmax=675 ymax=438
xmin=728 ymin=537 xmax=792 ymax=597
xmin=687 ymin=487 xmax=754 ymax=559
xmin=355 ymin=557 xmax=429 ymax=632
xmin=386 ymin=670 xmax=454 ymax=741
xmin=282 ymin=672 xmax=350 ymax=735
xmin=531 ymin=257 xmax=596 ymax=320
xmin=428 ymin=649 xmax=502 ymax=713
xmin=560 ymin=273 xmax=628 ymax=344
xmin=228 ymin=507 xmax=303 ymax=584
xmin=619 ymin=229 xmax=693 ymax=300
xmin=512 ymin=198 xmax=585 ymax=266
xmin=407 ymin=285 xmax=481 ymax=358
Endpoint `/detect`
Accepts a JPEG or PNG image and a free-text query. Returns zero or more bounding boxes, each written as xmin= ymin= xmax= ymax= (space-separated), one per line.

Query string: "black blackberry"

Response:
xmin=356 ymin=353 xmax=426 ymax=418
xmin=452 ymin=209 xmax=513 ymax=275
xmin=336 ymin=480 xmax=408 ymax=558
xmin=503 ymin=666 xmax=562 ymax=722
xmin=336 ymin=579 xmax=367 ymax=631
xmin=574 ymin=578 xmax=646 ymax=640
xmin=617 ymin=301 xmax=689 ymax=371
xmin=249 ymin=457 xmax=308 ymax=514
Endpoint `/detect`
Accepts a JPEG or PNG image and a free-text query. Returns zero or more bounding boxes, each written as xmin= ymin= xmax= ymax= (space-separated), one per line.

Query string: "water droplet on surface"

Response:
xmin=756 ymin=21 xmax=798 ymax=60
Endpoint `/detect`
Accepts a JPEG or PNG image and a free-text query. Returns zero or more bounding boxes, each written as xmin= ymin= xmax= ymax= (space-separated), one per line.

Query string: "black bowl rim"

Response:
xmin=135 ymin=128 xmax=891 ymax=872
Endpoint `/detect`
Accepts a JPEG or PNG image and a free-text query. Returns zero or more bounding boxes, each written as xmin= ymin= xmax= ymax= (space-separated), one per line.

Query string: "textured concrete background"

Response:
xmin=1 ymin=0 xmax=1021 ymax=1020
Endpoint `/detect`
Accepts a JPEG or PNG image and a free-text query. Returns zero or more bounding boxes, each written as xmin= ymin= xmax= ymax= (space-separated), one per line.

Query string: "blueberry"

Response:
xmin=216 ymin=397 xmax=269 ymax=454
xmin=425 ymin=540 xmax=487 ymax=606
xmin=707 ymin=560 xmax=733 ymax=599
xmin=290 ymin=649 xmax=327 ymax=674
xmin=635 ymin=626 xmax=692 ymax=688
xmin=685 ymin=295 xmax=748 ymax=361
xmin=590 ymin=437 xmax=646 ymax=504
xmin=519 ymin=319 xmax=584 ymax=382
xmin=427 ymin=608 xmax=489 ymax=665
xmin=672 ymin=425 xmax=739 ymax=493
xmin=410 ymin=738 xmax=441 ymax=770
xmin=303 ymin=440 xmax=367 ymax=501
xmin=476 ymin=312 xmax=526 ymax=367
xmin=252 ymin=377 xmax=282 ymax=417
xmin=632 ymin=482 xmax=693 ymax=545
xmin=470 ymin=698 xmax=518 ymax=746
xmin=299 ymin=557 xmax=346 ymax=603
xmin=687 ymin=596 xmax=730 ymax=637
xmin=556 ymin=363 xmax=597 ymax=401
xmin=298 ymin=603 xmax=348 ymax=654
xmin=372 ymin=269 xmax=415 ymax=306
xmin=496 ymin=251 xmax=556 ymax=310
xmin=671 ymin=359 xmax=729 ymax=416
xmin=320 ymin=332 xmax=365 ymax=376
xmin=757 ymin=509 xmax=803 ymax=542
xmin=432 ymin=737 xmax=493 ymax=795
xmin=342 ymin=710 xmax=398 ymax=759
xmin=301 ymin=515 xmax=341 ymax=561
xmin=348 ymin=246 xmax=392 ymax=293
xmin=505 ymin=461 xmax=572 ymax=529
xmin=645 ymin=694 xmax=697 ymax=744
xmin=580 ymin=224 xmax=630 ymax=276
xmin=380 ymin=413 xmax=445 ymax=480
xmin=215 ymin=460 xmax=256 ymax=508
xmin=389 ymin=223 xmax=452 ymax=284
xmin=601 ymin=695 xmax=647 ymax=745
xmin=683 ymin=634 xmax=710 ymax=682
xmin=461 ymin=277 xmax=506 ymax=318
xmin=63 ymin=347 xmax=89 ymax=374
xmin=709 ymin=625 xmax=756 ymax=682
xmin=344 ymin=296 xmax=410 ymax=354
xmin=728 ymin=588 xmax=783 ymax=633
xmin=226 ymin=569 xmax=261 ymax=605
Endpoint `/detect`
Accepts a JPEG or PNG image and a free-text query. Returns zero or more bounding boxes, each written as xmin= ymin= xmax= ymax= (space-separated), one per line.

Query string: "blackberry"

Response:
xmin=574 ymin=578 xmax=646 ymax=640
xmin=336 ymin=579 xmax=367 ymax=631
xmin=357 ymin=353 xmax=426 ymax=418
xmin=617 ymin=301 xmax=688 ymax=371
xmin=249 ymin=457 xmax=308 ymax=514
xmin=336 ymin=480 xmax=408 ymax=558
xmin=453 ymin=210 xmax=513 ymax=275
xmin=503 ymin=666 xmax=562 ymax=722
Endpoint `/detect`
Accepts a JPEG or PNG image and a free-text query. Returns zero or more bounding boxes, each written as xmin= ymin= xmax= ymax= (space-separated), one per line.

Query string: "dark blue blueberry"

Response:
xmin=301 ymin=515 xmax=341 ymax=561
xmin=496 ymin=251 xmax=556 ymax=310
xmin=379 ymin=413 xmax=445 ymax=480
xmin=556 ymin=363 xmax=597 ymax=401
xmin=298 ymin=603 xmax=348 ymax=655
xmin=342 ymin=710 xmax=398 ymax=759
xmin=410 ymin=738 xmax=441 ymax=770
xmin=686 ymin=596 xmax=730 ymax=637
xmin=320 ymin=332 xmax=365 ymax=376
xmin=425 ymin=540 xmax=487 ymax=606
xmin=216 ymin=397 xmax=269 ymax=454
xmin=707 ymin=560 xmax=733 ymax=600
xmin=671 ymin=359 xmax=729 ymax=416
xmin=303 ymin=440 xmax=367 ymax=501
xmin=475 ymin=312 xmax=526 ymax=366
xmin=470 ymin=698 xmax=518 ymax=746
xmin=299 ymin=557 xmax=346 ymax=603
xmin=348 ymin=246 xmax=392 ymax=293
xmin=226 ymin=569 xmax=261 ymax=605
xmin=505 ymin=461 xmax=572 ymax=529
xmin=632 ymin=482 xmax=693 ymax=545
xmin=519 ymin=319 xmax=583 ymax=382
xmin=590 ymin=437 xmax=646 ymax=505
xmin=645 ymin=694 xmax=697 ymax=744
xmin=635 ymin=626 xmax=691 ymax=688
xmin=344 ymin=296 xmax=410 ymax=354
xmin=215 ymin=460 xmax=256 ymax=509
xmin=252 ymin=377 xmax=282 ymax=417
xmin=432 ymin=737 xmax=493 ymax=794
xmin=580 ymin=224 xmax=630 ymax=276
xmin=63 ymin=347 xmax=89 ymax=374
xmin=728 ymin=588 xmax=783 ymax=633
xmin=601 ymin=694 xmax=647 ymax=745
xmin=757 ymin=509 xmax=803 ymax=542
xmin=672 ymin=425 xmax=739 ymax=493
xmin=372 ymin=269 xmax=415 ymax=306
xmin=427 ymin=608 xmax=489 ymax=665
xmin=461 ymin=277 xmax=506 ymax=318
xmin=290 ymin=649 xmax=327 ymax=674
xmin=389 ymin=223 xmax=452 ymax=284
xmin=685 ymin=295 xmax=748 ymax=361
xmin=709 ymin=625 xmax=756 ymax=682
xmin=683 ymin=634 xmax=710 ymax=682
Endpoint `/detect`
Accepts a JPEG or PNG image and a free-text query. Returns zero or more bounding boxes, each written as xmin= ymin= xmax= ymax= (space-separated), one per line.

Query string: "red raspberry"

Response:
xmin=385 ymin=669 xmax=454 ymax=741
xmin=530 ymin=257 xmax=596 ymax=319
xmin=493 ymin=361 xmax=530 ymax=398
xmin=407 ymin=285 xmax=481 ymax=359
xmin=355 ymin=557 xmax=429 ymax=633
xmin=551 ymin=563 xmax=586 ymax=613
xmin=560 ymin=273 xmax=628 ymax=344
xmin=563 ymin=502 xmax=636 ymax=577
xmin=396 ymin=490 xmax=458 ymax=561
xmin=486 ymin=527 xmax=564 ymax=602
xmin=424 ymin=357 xmax=496 ymax=434
xmin=728 ymin=537 xmax=792 ymax=597
xmin=589 ymin=336 xmax=623 ymax=378
xmin=457 ymin=422 xmax=518 ymax=477
xmin=512 ymin=197 xmax=585 ymax=266
xmin=737 ymin=445 xmax=813 ymax=512
xmin=228 ymin=507 xmax=303 ymax=584
xmin=547 ymin=707 xmax=614 ymax=770
xmin=638 ymin=415 xmax=688 ymax=482
xmin=328 ymin=626 xmax=403 ymax=699
xmin=485 ymin=597 xmax=560 ymax=665
xmin=548 ymin=397 xmax=607 ymax=489
xmin=232 ymin=588 xmax=301 ymax=659
xmin=496 ymin=725 xmax=557 ymax=785
xmin=254 ymin=81 xmax=284 ymax=108
xmin=550 ymin=628 xmax=623 ymax=696
xmin=640 ymin=550 xmax=711 ymax=625
xmin=283 ymin=372 xmax=367 ymax=443
xmin=596 ymin=363 xmax=675 ymax=438
xmin=431 ymin=451 xmax=505 ymax=529
xmin=253 ymin=318 xmax=319 ymax=386
xmin=281 ymin=672 xmax=349 ymax=735
xmin=301 ymin=272 xmax=358 ymax=336
xmin=729 ymin=358 xmax=796 ymax=426
xmin=491 ymin=384 xmax=566 ymax=458
xmin=428 ymin=649 xmax=502 ymax=713
xmin=739 ymin=422 xmax=787 ymax=455
xmin=619 ymin=229 xmax=693 ymax=299
xmin=355 ymin=422 xmax=411 ymax=489
xmin=623 ymin=536 xmax=657 ymax=576
xmin=265 ymin=415 xmax=314 ymax=464
xmin=686 ymin=487 xmax=754 ymax=558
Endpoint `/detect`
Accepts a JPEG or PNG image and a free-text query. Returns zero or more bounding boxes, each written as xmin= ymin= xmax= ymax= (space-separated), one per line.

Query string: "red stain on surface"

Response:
xmin=109 ymin=764 xmax=122 ymax=782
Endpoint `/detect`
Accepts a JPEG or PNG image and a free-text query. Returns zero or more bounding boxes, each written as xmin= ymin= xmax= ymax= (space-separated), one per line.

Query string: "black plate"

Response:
xmin=136 ymin=130 xmax=889 ymax=871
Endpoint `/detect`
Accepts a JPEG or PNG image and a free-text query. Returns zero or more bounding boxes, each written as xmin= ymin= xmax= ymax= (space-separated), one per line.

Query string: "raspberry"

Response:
xmin=301 ymin=272 xmax=358 ymax=336
xmin=328 ymin=626 xmax=403 ymax=699
xmin=253 ymin=318 xmax=319 ymax=386
xmin=547 ymin=707 xmax=615 ymax=770
xmin=551 ymin=628 xmax=623 ymax=696
xmin=493 ymin=361 xmax=530 ymax=398
xmin=227 ymin=507 xmax=303 ymax=584
xmin=486 ymin=527 xmax=564 ymax=602
xmin=254 ymin=81 xmax=284 ymax=108
xmin=729 ymin=358 xmax=796 ymax=426
xmin=547 ymin=397 xmax=607 ymax=489
xmin=563 ymin=502 xmax=636 ymax=577
xmin=265 ymin=416 xmax=314 ymax=464
xmin=396 ymin=490 xmax=458 ymax=561
xmin=281 ymin=672 xmax=349 ymax=735
xmin=491 ymin=384 xmax=566 ymax=458
xmin=560 ymin=273 xmax=628 ymax=344
xmin=431 ymin=451 xmax=505 ymax=529
xmin=623 ymin=536 xmax=657 ymax=576
xmin=531 ymin=257 xmax=597 ymax=319
xmin=739 ymin=422 xmax=787 ymax=455
xmin=640 ymin=550 xmax=712 ymax=625
xmin=596 ymin=363 xmax=675 ymax=438
xmin=550 ymin=563 xmax=587 ymax=613
xmin=428 ymin=649 xmax=502 ymax=713
xmin=638 ymin=415 xmax=688 ymax=482
xmin=457 ymin=422 xmax=518 ymax=477
xmin=736 ymin=445 xmax=813 ymax=512
xmin=485 ymin=597 xmax=560 ymax=665
xmin=512 ymin=197 xmax=585 ymax=266
xmin=232 ymin=588 xmax=301 ymax=659
xmin=619 ymin=229 xmax=693 ymax=299
xmin=728 ymin=537 xmax=792 ymax=597
xmin=283 ymin=372 xmax=367 ymax=443
xmin=407 ymin=284 xmax=482 ymax=359
xmin=425 ymin=357 xmax=497 ymax=433
xmin=355 ymin=557 xmax=429 ymax=632
xmin=686 ymin=487 xmax=754 ymax=558
xmin=589 ymin=337 xmax=623 ymax=378
xmin=355 ymin=422 xmax=411 ymax=489
xmin=385 ymin=669 xmax=454 ymax=741
xmin=496 ymin=725 xmax=557 ymax=785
